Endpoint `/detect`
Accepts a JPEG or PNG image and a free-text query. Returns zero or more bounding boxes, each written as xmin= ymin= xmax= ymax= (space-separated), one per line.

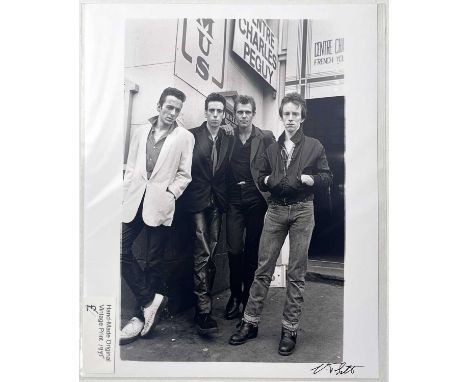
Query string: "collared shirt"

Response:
xmin=228 ymin=126 xmax=255 ymax=186
xmin=278 ymin=128 xmax=302 ymax=176
xmin=146 ymin=116 xmax=176 ymax=179
xmin=281 ymin=143 xmax=295 ymax=170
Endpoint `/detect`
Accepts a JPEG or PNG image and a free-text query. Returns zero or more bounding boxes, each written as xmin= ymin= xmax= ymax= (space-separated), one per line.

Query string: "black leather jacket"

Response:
xmin=258 ymin=127 xmax=332 ymax=205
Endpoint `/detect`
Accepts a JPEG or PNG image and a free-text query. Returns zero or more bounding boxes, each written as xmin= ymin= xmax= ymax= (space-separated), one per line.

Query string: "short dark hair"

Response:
xmin=158 ymin=87 xmax=186 ymax=106
xmin=205 ymin=93 xmax=226 ymax=111
xmin=279 ymin=92 xmax=307 ymax=120
xmin=234 ymin=95 xmax=256 ymax=114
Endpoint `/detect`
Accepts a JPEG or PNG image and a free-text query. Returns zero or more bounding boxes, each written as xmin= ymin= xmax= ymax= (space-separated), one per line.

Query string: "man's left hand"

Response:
xmin=300 ymin=175 xmax=314 ymax=186
xmin=221 ymin=124 xmax=235 ymax=136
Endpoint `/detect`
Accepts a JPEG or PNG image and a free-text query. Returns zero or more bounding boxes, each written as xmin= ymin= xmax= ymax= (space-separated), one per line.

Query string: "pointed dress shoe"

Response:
xmin=119 ymin=317 xmax=144 ymax=345
xmin=224 ymin=296 xmax=242 ymax=320
xmin=278 ymin=328 xmax=297 ymax=356
xmin=140 ymin=293 xmax=168 ymax=337
xmin=229 ymin=320 xmax=258 ymax=345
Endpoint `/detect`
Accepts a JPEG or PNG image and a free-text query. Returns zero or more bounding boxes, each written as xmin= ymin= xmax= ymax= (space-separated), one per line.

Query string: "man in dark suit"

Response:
xmin=181 ymin=93 xmax=233 ymax=335
xmin=224 ymin=95 xmax=276 ymax=320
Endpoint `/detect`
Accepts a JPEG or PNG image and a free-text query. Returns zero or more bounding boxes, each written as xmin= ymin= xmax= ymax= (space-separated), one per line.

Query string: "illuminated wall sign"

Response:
xmin=175 ymin=19 xmax=227 ymax=96
xmin=232 ymin=19 xmax=278 ymax=91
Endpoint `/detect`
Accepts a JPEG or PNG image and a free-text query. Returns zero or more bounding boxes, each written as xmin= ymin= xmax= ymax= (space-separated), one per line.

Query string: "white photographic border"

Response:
xmin=80 ymin=1 xmax=388 ymax=380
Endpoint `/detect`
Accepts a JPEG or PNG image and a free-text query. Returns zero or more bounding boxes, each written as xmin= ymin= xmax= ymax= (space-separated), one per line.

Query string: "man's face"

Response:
xmin=157 ymin=95 xmax=183 ymax=127
xmin=235 ymin=103 xmax=255 ymax=129
xmin=205 ymin=101 xmax=225 ymax=128
xmin=281 ymin=102 xmax=304 ymax=135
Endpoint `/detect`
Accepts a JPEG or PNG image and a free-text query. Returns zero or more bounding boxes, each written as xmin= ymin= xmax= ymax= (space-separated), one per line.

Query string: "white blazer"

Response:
xmin=122 ymin=122 xmax=195 ymax=227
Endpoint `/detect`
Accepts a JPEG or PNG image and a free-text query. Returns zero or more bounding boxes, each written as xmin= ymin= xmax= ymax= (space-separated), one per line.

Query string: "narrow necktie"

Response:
xmin=211 ymin=136 xmax=218 ymax=176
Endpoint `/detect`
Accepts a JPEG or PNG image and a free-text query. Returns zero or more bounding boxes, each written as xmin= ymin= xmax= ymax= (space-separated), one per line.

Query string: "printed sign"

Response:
xmin=285 ymin=19 xmax=344 ymax=98
xmin=232 ymin=19 xmax=279 ymax=91
xmin=312 ymin=37 xmax=344 ymax=69
xmin=175 ymin=19 xmax=227 ymax=96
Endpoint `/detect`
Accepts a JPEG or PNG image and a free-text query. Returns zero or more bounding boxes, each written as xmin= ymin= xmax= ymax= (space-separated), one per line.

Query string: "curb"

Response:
xmin=305 ymin=271 xmax=344 ymax=286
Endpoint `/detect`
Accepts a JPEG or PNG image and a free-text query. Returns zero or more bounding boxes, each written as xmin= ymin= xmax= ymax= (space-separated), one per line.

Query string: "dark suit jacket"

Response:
xmin=180 ymin=122 xmax=233 ymax=213
xmin=228 ymin=125 xmax=276 ymax=202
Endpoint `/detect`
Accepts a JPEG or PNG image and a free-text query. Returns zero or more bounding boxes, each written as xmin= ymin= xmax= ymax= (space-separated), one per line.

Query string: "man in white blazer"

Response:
xmin=120 ymin=87 xmax=195 ymax=345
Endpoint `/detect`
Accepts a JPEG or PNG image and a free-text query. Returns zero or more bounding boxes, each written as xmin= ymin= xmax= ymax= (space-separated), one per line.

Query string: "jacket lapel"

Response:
xmin=250 ymin=126 xmax=261 ymax=164
xmin=215 ymin=131 xmax=229 ymax=173
xmin=228 ymin=132 xmax=236 ymax=162
xmin=139 ymin=124 xmax=152 ymax=180
xmin=149 ymin=126 xmax=177 ymax=179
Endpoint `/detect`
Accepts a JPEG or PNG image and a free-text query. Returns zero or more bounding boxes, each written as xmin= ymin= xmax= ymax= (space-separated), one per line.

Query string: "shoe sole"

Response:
xmin=278 ymin=348 xmax=295 ymax=356
xmin=141 ymin=296 xmax=168 ymax=338
xmin=196 ymin=326 xmax=219 ymax=336
xmin=229 ymin=332 xmax=257 ymax=345
xmin=119 ymin=334 xmax=140 ymax=346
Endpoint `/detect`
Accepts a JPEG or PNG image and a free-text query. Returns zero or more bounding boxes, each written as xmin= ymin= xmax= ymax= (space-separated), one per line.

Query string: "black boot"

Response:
xmin=195 ymin=313 xmax=218 ymax=336
xmin=229 ymin=320 xmax=258 ymax=345
xmin=278 ymin=328 xmax=297 ymax=356
xmin=224 ymin=296 xmax=242 ymax=320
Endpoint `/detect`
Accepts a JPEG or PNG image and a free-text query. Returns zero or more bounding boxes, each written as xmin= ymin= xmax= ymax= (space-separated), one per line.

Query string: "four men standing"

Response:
xmin=120 ymin=87 xmax=332 ymax=357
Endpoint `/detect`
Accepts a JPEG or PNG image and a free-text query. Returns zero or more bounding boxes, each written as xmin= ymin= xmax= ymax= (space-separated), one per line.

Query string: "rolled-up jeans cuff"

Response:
xmin=243 ymin=313 xmax=260 ymax=325
xmin=282 ymin=319 xmax=299 ymax=332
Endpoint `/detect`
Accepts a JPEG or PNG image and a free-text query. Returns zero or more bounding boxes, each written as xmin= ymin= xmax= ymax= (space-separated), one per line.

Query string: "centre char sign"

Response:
xmin=232 ymin=19 xmax=279 ymax=91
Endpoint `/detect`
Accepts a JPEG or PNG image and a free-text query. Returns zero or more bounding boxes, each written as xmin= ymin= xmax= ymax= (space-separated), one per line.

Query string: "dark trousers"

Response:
xmin=121 ymin=199 xmax=169 ymax=319
xmin=191 ymin=205 xmax=221 ymax=314
xmin=226 ymin=185 xmax=268 ymax=305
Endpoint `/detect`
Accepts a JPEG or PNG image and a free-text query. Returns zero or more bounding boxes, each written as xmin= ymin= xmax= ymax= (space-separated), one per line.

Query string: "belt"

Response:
xmin=269 ymin=198 xmax=313 ymax=206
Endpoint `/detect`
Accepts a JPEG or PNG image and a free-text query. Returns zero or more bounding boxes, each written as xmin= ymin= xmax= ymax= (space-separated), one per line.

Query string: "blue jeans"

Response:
xmin=243 ymin=201 xmax=315 ymax=331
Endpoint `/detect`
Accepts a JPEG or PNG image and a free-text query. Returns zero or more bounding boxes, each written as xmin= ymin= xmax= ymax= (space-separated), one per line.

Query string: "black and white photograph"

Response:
xmin=9 ymin=1 xmax=468 ymax=382
xmin=80 ymin=2 xmax=385 ymax=380
xmin=119 ymin=17 xmax=344 ymax=363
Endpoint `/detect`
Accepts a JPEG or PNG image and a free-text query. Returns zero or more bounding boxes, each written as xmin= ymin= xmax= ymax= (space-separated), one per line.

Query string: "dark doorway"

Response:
xmin=302 ymin=96 xmax=345 ymax=263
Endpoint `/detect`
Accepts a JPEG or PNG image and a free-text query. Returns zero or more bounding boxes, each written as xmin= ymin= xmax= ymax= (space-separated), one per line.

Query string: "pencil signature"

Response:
xmin=310 ymin=362 xmax=364 ymax=375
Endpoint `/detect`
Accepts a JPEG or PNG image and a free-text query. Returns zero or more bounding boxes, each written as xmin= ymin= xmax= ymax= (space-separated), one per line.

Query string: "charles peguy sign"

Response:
xmin=232 ymin=19 xmax=279 ymax=91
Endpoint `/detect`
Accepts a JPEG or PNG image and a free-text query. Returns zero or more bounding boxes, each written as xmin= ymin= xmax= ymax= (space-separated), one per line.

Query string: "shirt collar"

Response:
xmin=148 ymin=115 xmax=178 ymax=134
xmin=235 ymin=124 xmax=256 ymax=141
xmin=278 ymin=126 xmax=304 ymax=146
xmin=203 ymin=121 xmax=220 ymax=142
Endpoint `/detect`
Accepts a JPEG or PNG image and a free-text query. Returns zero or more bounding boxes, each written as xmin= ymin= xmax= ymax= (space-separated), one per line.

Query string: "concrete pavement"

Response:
xmin=120 ymin=279 xmax=343 ymax=363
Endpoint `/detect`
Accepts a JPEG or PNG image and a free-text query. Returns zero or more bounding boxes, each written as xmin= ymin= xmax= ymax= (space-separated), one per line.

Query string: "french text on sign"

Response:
xmin=232 ymin=18 xmax=279 ymax=90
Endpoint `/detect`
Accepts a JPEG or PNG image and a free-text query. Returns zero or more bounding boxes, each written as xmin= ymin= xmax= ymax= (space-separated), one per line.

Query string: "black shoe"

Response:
xmin=195 ymin=313 xmax=218 ymax=336
xmin=278 ymin=328 xmax=297 ymax=356
xmin=224 ymin=296 xmax=242 ymax=320
xmin=229 ymin=320 xmax=258 ymax=345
